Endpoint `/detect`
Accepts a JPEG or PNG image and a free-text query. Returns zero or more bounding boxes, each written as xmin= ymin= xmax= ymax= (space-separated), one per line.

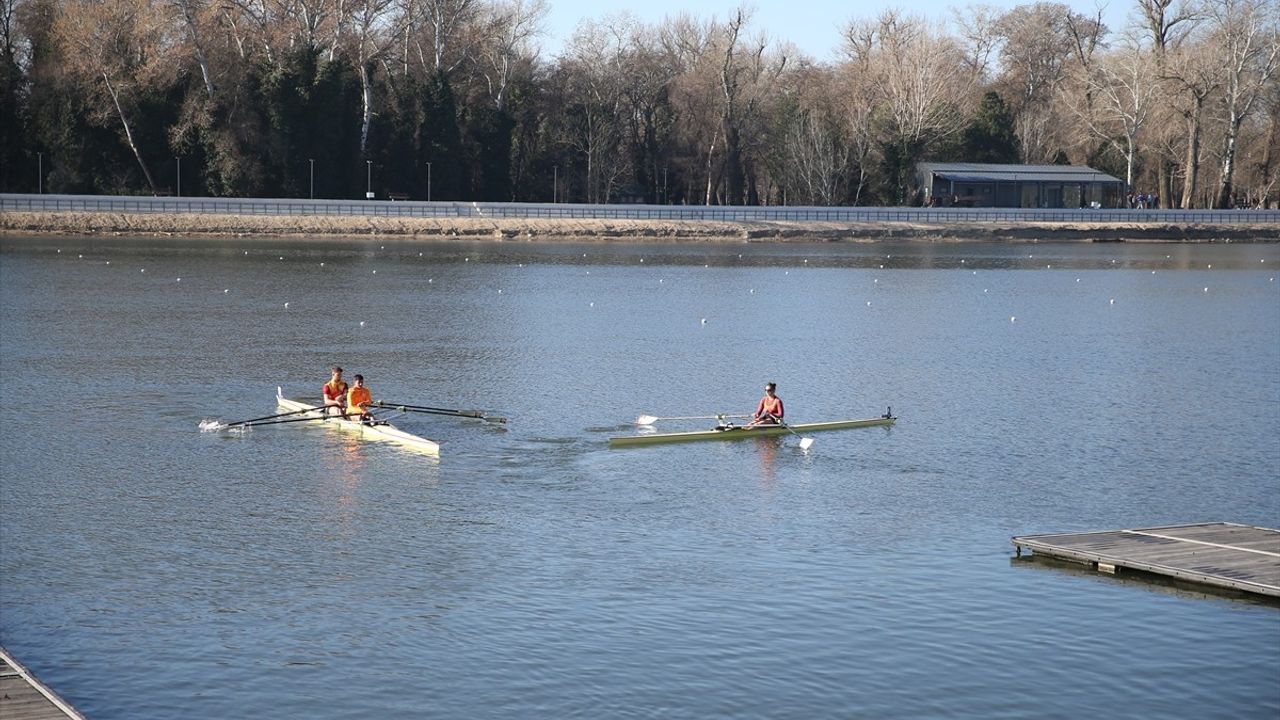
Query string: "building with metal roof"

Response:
xmin=916 ymin=162 xmax=1125 ymax=208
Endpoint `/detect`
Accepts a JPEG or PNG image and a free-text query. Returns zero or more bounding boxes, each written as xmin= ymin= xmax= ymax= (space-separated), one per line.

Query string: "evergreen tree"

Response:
xmin=961 ymin=92 xmax=1021 ymax=164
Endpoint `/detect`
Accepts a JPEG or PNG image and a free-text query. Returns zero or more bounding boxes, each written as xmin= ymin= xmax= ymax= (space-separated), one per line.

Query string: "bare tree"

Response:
xmin=1206 ymin=0 xmax=1280 ymax=207
xmin=1075 ymin=34 xmax=1160 ymax=189
xmin=53 ymin=0 xmax=180 ymax=192
xmin=476 ymin=0 xmax=545 ymax=110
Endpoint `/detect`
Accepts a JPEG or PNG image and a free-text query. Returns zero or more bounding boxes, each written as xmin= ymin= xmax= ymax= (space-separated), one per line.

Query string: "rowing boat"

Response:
xmin=608 ymin=415 xmax=896 ymax=448
xmin=276 ymin=387 xmax=440 ymax=456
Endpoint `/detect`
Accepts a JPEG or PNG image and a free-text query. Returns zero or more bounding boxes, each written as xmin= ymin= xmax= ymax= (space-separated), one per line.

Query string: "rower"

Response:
xmin=746 ymin=382 xmax=784 ymax=427
xmin=346 ymin=374 xmax=374 ymax=423
xmin=322 ymin=366 xmax=348 ymax=417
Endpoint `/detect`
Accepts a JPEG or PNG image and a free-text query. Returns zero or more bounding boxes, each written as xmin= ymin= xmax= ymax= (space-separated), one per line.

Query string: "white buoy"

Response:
xmin=640 ymin=258 xmax=644 ymax=263
xmin=224 ymin=289 xmax=229 ymax=293
xmin=785 ymin=271 xmax=789 ymax=275
xmin=874 ymin=279 xmax=878 ymax=283
xmin=497 ymin=289 xmax=502 ymax=294
xmin=804 ymin=259 xmax=808 ymax=264
xmin=140 ymin=268 xmax=145 ymax=273
xmin=465 ymin=257 xmax=469 ymax=262
xmin=359 ymin=321 xmax=365 ymax=326
xmin=78 ymin=254 xmax=83 ymax=258
xmin=701 ymin=318 xmax=707 ymax=324
xmin=1110 ymin=298 xmax=1115 ymax=305
xmin=1010 ymin=316 xmax=1016 ymax=322
xmin=105 ymin=261 xmax=110 ymax=265
xmin=749 ymin=288 xmax=754 ymax=293
xmin=176 ymin=277 xmax=181 ymax=282
xmin=320 ymin=262 xmax=324 ymax=266
xmin=284 ymin=302 xmax=289 ymax=308
xmin=380 ymin=245 xmax=385 ymax=250
xmin=972 ymin=270 xmax=977 ymax=275
xmin=866 ymin=301 xmax=872 ymax=306
xmin=1207 ymin=264 xmax=1212 ymax=269
xmin=244 ymin=251 xmax=248 ymax=255
xmin=372 ymin=270 xmax=377 ymax=274
xmin=1204 ymin=287 xmax=1209 ymax=292
xmin=984 ymin=289 xmax=988 ymax=293
xmin=1076 ymin=278 xmax=1080 ymax=282
xmin=419 ymin=252 xmax=423 ymax=257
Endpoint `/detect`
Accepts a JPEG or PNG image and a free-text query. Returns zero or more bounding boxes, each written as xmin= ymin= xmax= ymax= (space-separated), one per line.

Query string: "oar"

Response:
xmin=752 ymin=414 xmax=813 ymax=449
xmin=636 ymin=413 xmax=750 ymax=425
xmin=779 ymin=421 xmax=815 ymax=450
xmin=374 ymin=401 xmax=507 ymax=424
xmin=224 ymin=405 xmax=324 ymax=427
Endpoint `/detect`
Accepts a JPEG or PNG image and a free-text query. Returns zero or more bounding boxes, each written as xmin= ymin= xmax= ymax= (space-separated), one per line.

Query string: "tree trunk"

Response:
xmin=175 ymin=0 xmax=216 ymax=99
xmin=1216 ymin=117 xmax=1240 ymax=208
xmin=359 ymin=62 xmax=373 ymax=157
xmin=1180 ymin=100 xmax=1203 ymax=209
xmin=102 ymin=71 xmax=157 ymax=193
xmin=704 ymin=126 xmax=719 ymax=206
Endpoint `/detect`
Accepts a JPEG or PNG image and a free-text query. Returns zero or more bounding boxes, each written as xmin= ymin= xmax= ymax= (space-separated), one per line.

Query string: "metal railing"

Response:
xmin=3 ymin=193 xmax=1278 ymax=225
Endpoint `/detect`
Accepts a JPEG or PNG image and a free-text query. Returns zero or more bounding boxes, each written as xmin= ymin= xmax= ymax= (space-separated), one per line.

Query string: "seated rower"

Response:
xmin=746 ymin=382 xmax=784 ymax=427
xmin=346 ymin=374 xmax=374 ymax=423
xmin=322 ymin=366 xmax=348 ymax=417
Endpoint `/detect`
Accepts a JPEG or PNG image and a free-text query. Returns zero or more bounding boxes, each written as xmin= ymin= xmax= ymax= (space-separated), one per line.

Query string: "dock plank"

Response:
xmin=0 ymin=650 xmax=85 ymax=720
xmin=1011 ymin=522 xmax=1280 ymax=598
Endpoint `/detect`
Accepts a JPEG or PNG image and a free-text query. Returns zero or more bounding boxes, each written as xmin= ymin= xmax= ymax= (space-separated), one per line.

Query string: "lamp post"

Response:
xmin=37 ymin=152 xmax=42 ymax=194
xmin=175 ymin=157 xmax=181 ymax=197
xmin=309 ymin=159 xmax=314 ymax=200
xmin=553 ymin=165 xmax=558 ymax=203
xmin=366 ymin=160 xmax=372 ymax=199
xmin=427 ymin=162 xmax=432 ymax=202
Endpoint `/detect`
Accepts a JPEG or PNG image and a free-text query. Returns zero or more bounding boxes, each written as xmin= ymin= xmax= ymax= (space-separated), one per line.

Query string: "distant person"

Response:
xmin=747 ymin=382 xmax=784 ymax=427
xmin=322 ymin=366 xmax=348 ymax=417
xmin=346 ymin=374 xmax=374 ymax=422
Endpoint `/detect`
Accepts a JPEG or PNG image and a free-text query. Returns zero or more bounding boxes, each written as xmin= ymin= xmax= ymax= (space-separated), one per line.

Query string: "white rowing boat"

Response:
xmin=276 ymin=387 xmax=440 ymax=456
xmin=609 ymin=415 xmax=896 ymax=448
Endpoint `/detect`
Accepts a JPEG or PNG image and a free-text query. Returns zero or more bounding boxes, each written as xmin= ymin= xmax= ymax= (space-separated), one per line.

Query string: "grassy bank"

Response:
xmin=2 ymin=210 xmax=1277 ymax=242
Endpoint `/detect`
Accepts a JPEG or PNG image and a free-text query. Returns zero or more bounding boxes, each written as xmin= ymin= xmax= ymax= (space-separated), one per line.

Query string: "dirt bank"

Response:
xmin=2 ymin=210 xmax=1276 ymax=242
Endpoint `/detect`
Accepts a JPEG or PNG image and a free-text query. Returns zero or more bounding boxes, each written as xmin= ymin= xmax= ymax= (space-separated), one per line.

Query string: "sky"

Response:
xmin=540 ymin=0 xmax=1134 ymax=61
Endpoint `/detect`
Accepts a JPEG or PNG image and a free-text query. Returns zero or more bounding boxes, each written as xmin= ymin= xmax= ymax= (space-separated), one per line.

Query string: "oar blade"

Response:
xmin=799 ymin=437 xmax=814 ymax=450
xmin=636 ymin=414 xmax=659 ymax=426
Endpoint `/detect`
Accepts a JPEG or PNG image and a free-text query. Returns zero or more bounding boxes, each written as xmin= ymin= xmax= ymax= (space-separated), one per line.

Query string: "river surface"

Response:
xmin=1 ymin=236 xmax=1278 ymax=719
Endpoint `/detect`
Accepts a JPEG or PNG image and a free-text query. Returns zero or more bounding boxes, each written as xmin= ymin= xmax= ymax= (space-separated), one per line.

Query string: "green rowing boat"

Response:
xmin=608 ymin=414 xmax=896 ymax=448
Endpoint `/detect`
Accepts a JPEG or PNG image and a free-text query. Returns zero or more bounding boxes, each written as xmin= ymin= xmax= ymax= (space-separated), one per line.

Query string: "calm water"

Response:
xmin=1 ymin=236 xmax=1278 ymax=719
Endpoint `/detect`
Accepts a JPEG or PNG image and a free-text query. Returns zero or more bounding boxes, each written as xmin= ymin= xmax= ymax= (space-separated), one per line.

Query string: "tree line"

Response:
xmin=0 ymin=0 xmax=1276 ymax=207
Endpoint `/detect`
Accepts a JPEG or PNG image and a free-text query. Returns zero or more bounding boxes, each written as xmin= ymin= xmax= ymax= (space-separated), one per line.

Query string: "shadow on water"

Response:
xmin=1010 ymin=554 xmax=1280 ymax=608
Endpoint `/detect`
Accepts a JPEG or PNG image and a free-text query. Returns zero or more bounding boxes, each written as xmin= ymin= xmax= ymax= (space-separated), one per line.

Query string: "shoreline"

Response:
xmin=2 ymin=210 xmax=1277 ymax=242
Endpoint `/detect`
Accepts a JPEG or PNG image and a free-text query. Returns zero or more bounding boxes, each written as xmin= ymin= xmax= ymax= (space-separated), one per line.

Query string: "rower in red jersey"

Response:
xmin=747 ymin=382 xmax=784 ymax=427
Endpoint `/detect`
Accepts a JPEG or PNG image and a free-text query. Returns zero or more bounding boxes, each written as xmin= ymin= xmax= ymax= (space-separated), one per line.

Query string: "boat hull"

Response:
xmin=608 ymin=416 xmax=895 ymax=447
xmin=276 ymin=388 xmax=440 ymax=456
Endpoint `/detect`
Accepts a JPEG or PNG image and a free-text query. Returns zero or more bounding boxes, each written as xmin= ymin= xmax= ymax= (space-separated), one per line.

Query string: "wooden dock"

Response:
xmin=0 ymin=647 xmax=85 ymax=720
xmin=1011 ymin=522 xmax=1280 ymax=598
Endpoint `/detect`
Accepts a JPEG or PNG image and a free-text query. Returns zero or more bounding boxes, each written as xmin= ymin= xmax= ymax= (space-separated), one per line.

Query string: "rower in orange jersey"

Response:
xmin=322 ymin=366 xmax=348 ymax=417
xmin=346 ymin=374 xmax=374 ymax=422
xmin=747 ymin=382 xmax=784 ymax=427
